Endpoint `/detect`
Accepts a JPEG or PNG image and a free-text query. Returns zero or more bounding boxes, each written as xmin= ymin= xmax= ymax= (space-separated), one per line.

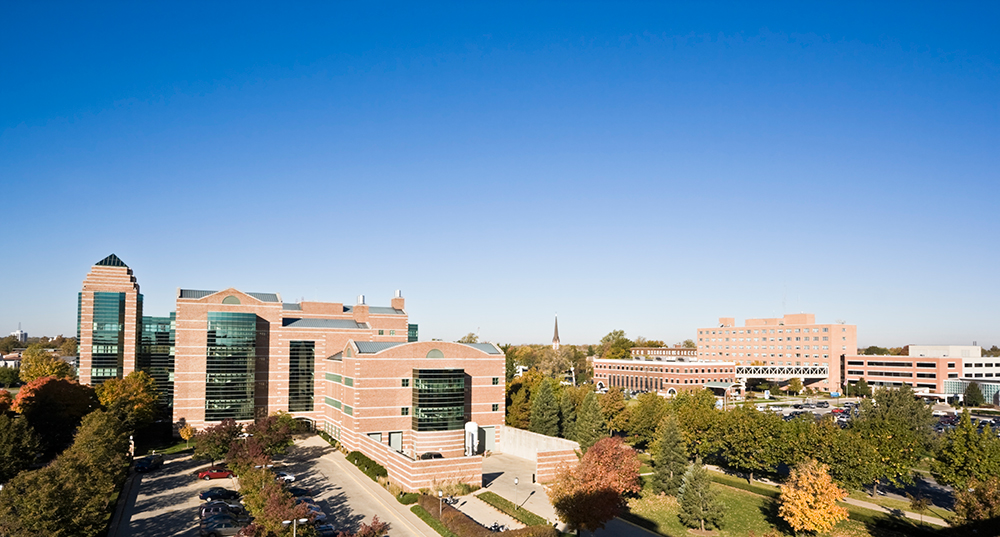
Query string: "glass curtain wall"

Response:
xmin=205 ymin=312 xmax=256 ymax=421
xmin=91 ymin=291 xmax=126 ymax=383
xmin=412 ymin=369 xmax=466 ymax=431
xmin=288 ymin=341 xmax=315 ymax=412
xmin=140 ymin=313 xmax=175 ymax=407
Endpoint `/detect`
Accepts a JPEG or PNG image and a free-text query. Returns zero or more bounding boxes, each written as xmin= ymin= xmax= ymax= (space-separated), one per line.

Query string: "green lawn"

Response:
xmin=845 ymin=490 xmax=953 ymax=523
xmin=637 ymin=453 xmax=653 ymax=474
xmin=135 ymin=438 xmax=194 ymax=456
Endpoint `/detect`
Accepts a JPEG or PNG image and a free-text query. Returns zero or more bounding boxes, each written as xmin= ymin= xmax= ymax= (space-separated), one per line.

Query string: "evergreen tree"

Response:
xmin=506 ymin=385 xmax=531 ymax=429
xmin=964 ymin=381 xmax=985 ymax=407
xmin=677 ymin=459 xmax=724 ymax=532
xmin=855 ymin=378 xmax=871 ymax=398
xmin=652 ymin=415 xmax=688 ymax=495
xmin=530 ymin=380 xmax=560 ymax=437
xmin=574 ymin=391 xmax=607 ymax=451
xmin=559 ymin=389 xmax=577 ymax=440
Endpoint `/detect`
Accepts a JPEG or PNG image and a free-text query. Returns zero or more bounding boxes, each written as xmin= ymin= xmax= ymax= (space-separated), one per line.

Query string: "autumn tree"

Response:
xmin=573 ymin=391 xmax=607 ymax=450
xmin=194 ymin=418 xmax=243 ymax=464
xmin=58 ymin=338 xmax=78 ymax=357
xmin=681 ymin=339 xmax=696 ymax=349
xmin=0 ymin=414 xmax=40 ymax=482
xmin=179 ymin=423 xmax=196 ymax=448
xmin=12 ymin=376 xmax=98 ymax=459
xmin=778 ymin=460 xmax=848 ymax=534
xmin=457 ymin=333 xmax=478 ymax=344
xmin=598 ymin=386 xmax=630 ymax=434
xmin=599 ymin=330 xmax=633 ymax=361
xmin=506 ymin=385 xmax=531 ymax=429
xmin=710 ymin=404 xmax=782 ymax=484
xmin=849 ymin=385 xmax=934 ymax=495
xmin=530 ymin=379 xmax=560 ymax=437
xmin=238 ymin=467 xmax=313 ymax=535
xmin=246 ymin=412 xmax=297 ymax=456
xmin=96 ymin=370 xmax=159 ymax=430
xmin=18 ymin=346 xmax=75 ymax=383
xmin=678 ymin=459 xmax=724 ymax=532
xmin=0 ymin=389 xmax=11 ymax=413
xmin=954 ymin=476 xmax=1000 ymax=525
xmin=933 ymin=409 xmax=1000 ymax=489
xmin=652 ymin=415 xmax=688 ymax=495
xmin=964 ymin=381 xmax=985 ymax=407
xmin=550 ymin=436 xmax=641 ymax=532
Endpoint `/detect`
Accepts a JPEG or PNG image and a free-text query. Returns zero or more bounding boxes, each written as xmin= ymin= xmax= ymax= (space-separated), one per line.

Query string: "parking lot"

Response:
xmin=116 ymin=437 xmax=434 ymax=537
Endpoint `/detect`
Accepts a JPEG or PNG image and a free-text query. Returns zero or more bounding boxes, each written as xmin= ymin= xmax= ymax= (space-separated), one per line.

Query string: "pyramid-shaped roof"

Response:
xmin=95 ymin=254 xmax=128 ymax=267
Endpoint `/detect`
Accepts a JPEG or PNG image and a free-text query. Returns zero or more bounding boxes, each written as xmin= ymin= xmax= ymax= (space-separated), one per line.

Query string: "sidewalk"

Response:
xmin=452 ymin=494 xmax=524 ymax=530
xmin=841 ymin=497 xmax=950 ymax=528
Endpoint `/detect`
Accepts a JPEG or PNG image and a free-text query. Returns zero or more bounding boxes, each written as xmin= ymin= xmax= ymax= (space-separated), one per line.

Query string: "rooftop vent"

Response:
xmin=357 ymin=294 xmax=366 ymax=305
xmin=394 ymin=289 xmax=402 ymax=298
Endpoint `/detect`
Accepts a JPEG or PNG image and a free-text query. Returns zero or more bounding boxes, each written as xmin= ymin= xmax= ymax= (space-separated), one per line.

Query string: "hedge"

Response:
xmin=346 ymin=450 xmax=388 ymax=481
xmin=398 ymin=492 xmax=420 ymax=505
xmin=412 ymin=505 xmax=460 ymax=537
xmin=415 ymin=495 xmax=558 ymax=537
xmin=476 ymin=491 xmax=549 ymax=526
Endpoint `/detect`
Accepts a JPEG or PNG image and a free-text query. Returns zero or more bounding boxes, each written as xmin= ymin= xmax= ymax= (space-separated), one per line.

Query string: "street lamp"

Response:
xmin=282 ymin=518 xmax=309 ymax=537
xmin=438 ymin=490 xmax=443 ymax=517
xmin=514 ymin=477 xmax=518 ymax=510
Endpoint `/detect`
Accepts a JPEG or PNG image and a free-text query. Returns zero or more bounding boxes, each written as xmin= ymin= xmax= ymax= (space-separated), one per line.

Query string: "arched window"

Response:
xmin=426 ymin=349 xmax=444 ymax=358
xmin=222 ymin=295 xmax=241 ymax=305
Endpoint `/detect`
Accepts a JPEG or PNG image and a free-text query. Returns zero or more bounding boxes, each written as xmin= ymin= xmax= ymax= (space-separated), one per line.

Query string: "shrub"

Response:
xmin=398 ymin=492 xmax=420 ymax=505
xmin=411 ymin=504 xmax=459 ymax=537
xmin=347 ymin=450 xmax=388 ymax=481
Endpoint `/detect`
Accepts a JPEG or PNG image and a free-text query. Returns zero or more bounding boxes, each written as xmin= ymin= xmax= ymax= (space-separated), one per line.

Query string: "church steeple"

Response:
xmin=552 ymin=314 xmax=560 ymax=351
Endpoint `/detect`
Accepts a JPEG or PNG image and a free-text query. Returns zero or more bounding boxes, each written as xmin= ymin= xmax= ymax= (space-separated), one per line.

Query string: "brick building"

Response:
xmin=589 ymin=355 xmax=739 ymax=398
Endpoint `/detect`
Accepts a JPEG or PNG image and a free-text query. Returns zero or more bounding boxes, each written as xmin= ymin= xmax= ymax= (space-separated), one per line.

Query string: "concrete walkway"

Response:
xmin=452 ymin=494 xmax=524 ymax=530
xmin=481 ymin=453 xmax=566 ymax=530
xmin=841 ymin=497 xmax=950 ymax=527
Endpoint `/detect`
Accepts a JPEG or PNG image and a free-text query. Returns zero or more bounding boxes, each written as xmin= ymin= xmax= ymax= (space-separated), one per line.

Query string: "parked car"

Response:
xmin=199 ymin=468 xmax=235 ymax=480
xmin=201 ymin=502 xmax=248 ymax=521
xmin=831 ymin=408 xmax=845 ymax=414
xmin=286 ymin=486 xmax=312 ymax=498
xmin=316 ymin=524 xmax=338 ymax=537
xmin=200 ymin=487 xmax=240 ymax=502
xmin=275 ymin=471 xmax=296 ymax=483
xmin=200 ymin=518 xmax=245 ymax=537
xmin=817 ymin=401 xmax=830 ymax=408
xmin=135 ymin=454 xmax=164 ymax=473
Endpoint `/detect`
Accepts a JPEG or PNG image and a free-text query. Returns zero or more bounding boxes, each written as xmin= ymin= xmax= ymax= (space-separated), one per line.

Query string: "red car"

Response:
xmin=831 ymin=408 xmax=845 ymax=414
xmin=198 ymin=468 xmax=234 ymax=480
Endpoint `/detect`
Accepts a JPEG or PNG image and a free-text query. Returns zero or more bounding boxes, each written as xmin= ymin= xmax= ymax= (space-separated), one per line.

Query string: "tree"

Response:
xmin=964 ymin=381 xmax=986 ymax=407
xmin=573 ymin=391 xmax=607 ymax=451
xmin=559 ymin=389 xmax=577 ymax=440
xmin=854 ymin=378 xmax=871 ymax=398
xmin=954 ymin=476 xmax=1000 ymax=525
xmin=816 ymin=428 xmax=881 ymax=491
xmin=529 ymin=380 xmax=560 ymax=437
xmin=907 ymin=493 xmax=930 ymax=525
xmin=550 ymin=437 xmax=641 ymax=532
xmin=710 ymin=405 xmax=781 ymax=484
xmin=457 ymin=333 xmax=478 ymax=344
xmin=778 ymin=460 xmax=848 ymax=534
xmin=681 ymin=339 xmax=696 ymax=349
xmin=179 ymin=423 xmax=197 ymax=448
xmin=932 ymin=409 xmax=1000 ymax=489
xmin=652 ymin=415 xmax=688 ymax=496
xmin=599 ymin=330 xmax=634 ymax=361
xmin=506 ymin=384 xmax=531 ymax=429
xmin=850 ymin=385 xmax=934 ymax=495
xmin=18 ymin=346 xmax=75 ymax=383
xmin=626 ymin=391 xmax=667 ymax=450
xmin=0 ymin=366 xmax=19 ymax=388
xmin=96 ymin=370 xmax=159 ymax=430
xmin=787 ymin=378 xmax=803 ymax=396
xmin=862 ymin=346 xmax=890 ymax=355
xmin=503 ymin=345 xmax=517 ymax=384
xmin=12 ymin=376 xmax=98 ymax=459
xmin=0 ymin=389 xmax=11 ymax=413
xmin=0 ymin=336 xmax=17 ymax=355
xmin=677 ymin=459 xmax=724 ymax=532
xmin=0 ymin=415 xmax=40 ymax=482
xmin=58 ymin=338 xmax=78 ymax=357
xmin=598 ymin=387 xmax=629 ymax=434
xmin=238 ymin=467 xmax=313 ymax=535
xmin=245 ymin=412 xmax=296 ymax=456
xmin=194 ymin=418 xmax=243 ymax=464
xmin=669 ymin=389 xmax=720 ymax=459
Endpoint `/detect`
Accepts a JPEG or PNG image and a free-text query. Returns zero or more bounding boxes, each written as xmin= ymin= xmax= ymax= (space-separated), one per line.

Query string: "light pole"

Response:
xmin=514 ymin=477 xmax=518 ymax=510
xmin=438 ymin=490 xmax=443 ymax=517
xmin=282 ymin=518 xmax=308 ymax=537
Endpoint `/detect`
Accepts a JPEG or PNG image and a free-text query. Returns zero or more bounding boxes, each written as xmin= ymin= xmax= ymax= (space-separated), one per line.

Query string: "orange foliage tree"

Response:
xmin=12 ymin=376 xmax=98 ymax=458
xmin=778 ymin=459 xmax=848 ymax=534
xmin=550 ymin=436 xmax=641 ymax=532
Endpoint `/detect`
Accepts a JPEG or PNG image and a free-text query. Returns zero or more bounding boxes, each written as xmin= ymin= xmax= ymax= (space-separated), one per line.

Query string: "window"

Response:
xmin=344 ymin=405 xmax=354 ymax=416
xmin=401 ymin=407 xmax=409 ymax=416
xmin=402 ymin=378 xmax=410 ymax=387
xmin=378 ymin=329 xmax=384 ymax=335
xmin=492 ymin=377 xmax=499 ymax=385
xmin=288 ymin=341 xmax=315 ymax=412
xmin=390 ymin=330 xmax=396 ymax=336
xmin=344 ymin=377 xmax=354 ymax=387
xmin=492 ymin=403 xmax=499 ymax=412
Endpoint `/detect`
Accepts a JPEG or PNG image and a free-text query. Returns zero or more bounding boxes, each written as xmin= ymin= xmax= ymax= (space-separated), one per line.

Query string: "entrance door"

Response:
xmin=389 ymin=431 xmax=402 ymax=452
xmin=479 ymin=426 xmax=494 ymax=453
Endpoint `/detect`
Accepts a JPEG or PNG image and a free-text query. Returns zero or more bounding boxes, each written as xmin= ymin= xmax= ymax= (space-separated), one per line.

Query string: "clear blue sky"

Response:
xmin=2 ymin=3 xmax=998 ymax=347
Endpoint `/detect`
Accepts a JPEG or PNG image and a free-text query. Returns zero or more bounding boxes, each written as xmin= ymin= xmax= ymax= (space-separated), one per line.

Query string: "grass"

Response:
xmin=411 ymin=505 xmax=459 ymax=537
xmin=637 ymin=453 xmax=653 ymax=474
xmin=135 ymin=438 xmax=193 ymax=456
xmin=477 ymin=491 xmax=549 ymax=526
xmin=708 ymin=472 xmax=780 ymax=499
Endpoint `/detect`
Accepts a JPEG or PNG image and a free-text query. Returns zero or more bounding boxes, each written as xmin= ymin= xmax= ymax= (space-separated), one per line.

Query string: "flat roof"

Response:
xmin=282 ymin=318 xmax=367 ymax=329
